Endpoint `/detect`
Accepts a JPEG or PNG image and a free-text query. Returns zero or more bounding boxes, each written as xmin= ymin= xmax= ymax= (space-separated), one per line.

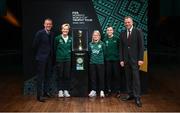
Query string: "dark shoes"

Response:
xmin=120 ymin=95 xmax=142 ymax=107
xmin=37 ymin=92 xmax=52 ymax=102
xmin=105 ymin=90 xmax=111 ymax=96
xmin=135 ymin=97 xmax=142 ymax=107
xmin=37 ymin=96 xmax=46 ymax=102
xmin=120 ymin=95 xmax=134 ymax=101
xmin=44 ymin=92 xmax=52 ymax=98
xmin=116 ymin=91 xmax=121 ymax=98
xmin=105 ymin=90 xmax=121 ymax=97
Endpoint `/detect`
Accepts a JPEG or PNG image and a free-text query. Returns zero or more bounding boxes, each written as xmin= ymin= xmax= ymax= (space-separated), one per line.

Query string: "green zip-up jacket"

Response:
xmin=55 ymin=35 xmax=72 ymax=62
xmin=89 ymin=40 xmax=105 ymax=64
xmin=103 ymin=35 xmax=120 ymax=61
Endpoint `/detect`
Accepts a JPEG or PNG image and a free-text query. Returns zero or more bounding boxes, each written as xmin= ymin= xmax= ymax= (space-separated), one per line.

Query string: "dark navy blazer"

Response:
xmin=32 ymin=29 xmax=54 ymax=62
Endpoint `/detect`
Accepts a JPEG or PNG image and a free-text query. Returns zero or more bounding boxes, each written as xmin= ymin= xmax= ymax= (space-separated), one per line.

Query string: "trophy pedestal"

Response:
xmin=71 ymin=51 xmax=89 ymax=97
xmin=71 ymin=28 xmax=89 ymax=97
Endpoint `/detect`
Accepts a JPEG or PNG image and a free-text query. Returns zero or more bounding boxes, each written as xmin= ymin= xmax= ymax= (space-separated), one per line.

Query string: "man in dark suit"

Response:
xmin=32 ymin=18 xmax=54 ymax=102
xmin=120 ymin=16 xmax=144 ymax=107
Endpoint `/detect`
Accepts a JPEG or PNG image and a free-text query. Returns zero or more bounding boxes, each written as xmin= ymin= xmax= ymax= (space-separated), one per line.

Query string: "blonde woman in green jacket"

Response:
xmin=55 ymin=23 xmax=72 ymax=98
xmin=88 ymin=30 xmax=106 ymax=98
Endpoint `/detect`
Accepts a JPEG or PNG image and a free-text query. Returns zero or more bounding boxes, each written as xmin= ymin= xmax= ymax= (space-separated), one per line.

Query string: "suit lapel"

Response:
xmin=123 ymin=31 xmax=128 ymax=44
xmin=43 ymin=29 xmax=53 ymax=45
xmin=131 ymin=28 xmax=135 ymax=39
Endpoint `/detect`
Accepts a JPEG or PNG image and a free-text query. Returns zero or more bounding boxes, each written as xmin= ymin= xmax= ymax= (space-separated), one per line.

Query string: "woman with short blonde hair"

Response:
xmin=88 ymin=30 xmax=106 ymax=98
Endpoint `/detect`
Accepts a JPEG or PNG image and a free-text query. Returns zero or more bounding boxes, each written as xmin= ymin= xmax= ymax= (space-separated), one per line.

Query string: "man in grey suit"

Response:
xmin=120 ymin=16 xmax=144 ymax=107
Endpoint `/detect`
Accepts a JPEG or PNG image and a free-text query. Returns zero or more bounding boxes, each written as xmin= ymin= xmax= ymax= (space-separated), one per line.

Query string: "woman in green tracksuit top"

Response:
xmin=88 ymin=30 xmax=106 ymax=98
xmin=55 ymin=23 xmax=72 ymax=98
xmin=103 ymin=26 xmax=121 ymax=96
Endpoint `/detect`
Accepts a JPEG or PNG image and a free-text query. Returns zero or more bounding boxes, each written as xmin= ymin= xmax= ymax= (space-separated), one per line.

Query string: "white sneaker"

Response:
xmin=58 ymin=90 xmax=64 ymax=97
xmin=64 ymin=90 xmax=70 ymax=97
xmin=100 ymin=90 xmax=105 ymax=98
xmin=88 ymin=90 xmax=97 ymax=97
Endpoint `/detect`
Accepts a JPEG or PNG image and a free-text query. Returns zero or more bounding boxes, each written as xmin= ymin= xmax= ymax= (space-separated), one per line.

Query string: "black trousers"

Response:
xmin=124 ymin=60 xmax=141 ymax=97
xmin=36 ymin=58 xmax=52 ymax=98
xmin=56 ymin=61 xmax=71 ymax=91
xmin=105 ymin=61 xmax=121 ymax=92
xmin=89 ymin=64 xmax=105 ymax=91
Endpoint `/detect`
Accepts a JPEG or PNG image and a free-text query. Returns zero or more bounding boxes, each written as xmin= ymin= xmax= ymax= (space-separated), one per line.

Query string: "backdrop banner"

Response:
xmin=23 ymin=0 xmax=148 ymax=96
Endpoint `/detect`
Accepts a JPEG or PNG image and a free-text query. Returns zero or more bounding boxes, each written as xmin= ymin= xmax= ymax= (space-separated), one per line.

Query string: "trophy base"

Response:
xmin=71 ymin=51 xmax=88 ymax=97
xmin=78 ymin=46 xmax=83 ymax=51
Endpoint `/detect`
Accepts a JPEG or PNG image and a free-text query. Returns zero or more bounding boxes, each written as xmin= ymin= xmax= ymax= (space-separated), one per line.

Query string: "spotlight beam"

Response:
xmin=2 ymin=9 xmax=20 ymax=27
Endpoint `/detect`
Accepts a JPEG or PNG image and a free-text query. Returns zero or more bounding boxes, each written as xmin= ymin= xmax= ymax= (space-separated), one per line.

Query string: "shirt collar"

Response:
xmin=45 ymin=29 xmax=50 ymax=34
xmin=61 ymin=34 xmax=68 ymax=39
xmin=108 ymin=34 xmax=114 ymax=38
xmin=127 ymin=26 xmax=133 ymax=32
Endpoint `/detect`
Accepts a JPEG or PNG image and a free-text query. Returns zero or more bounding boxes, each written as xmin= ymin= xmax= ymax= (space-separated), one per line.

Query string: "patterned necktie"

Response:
xmin=128 ymin=30 xmax=131 ymax=46
xmin=128 ymin=30 xmax=131 ymax=38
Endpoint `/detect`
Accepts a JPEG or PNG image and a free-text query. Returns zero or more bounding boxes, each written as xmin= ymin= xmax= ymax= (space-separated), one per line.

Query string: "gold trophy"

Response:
xmin=77 ymin=30 xmax=83 ymax=51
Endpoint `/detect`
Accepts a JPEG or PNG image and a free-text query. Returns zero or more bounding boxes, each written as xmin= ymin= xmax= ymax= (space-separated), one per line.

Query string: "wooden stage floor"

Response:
xmin=0 ymin=64 xmax=180 ymax=112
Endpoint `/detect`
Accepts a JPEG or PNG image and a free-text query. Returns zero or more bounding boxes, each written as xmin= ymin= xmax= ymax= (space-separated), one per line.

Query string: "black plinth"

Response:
xmin=71 ymin=51 xmax=89 ymax=97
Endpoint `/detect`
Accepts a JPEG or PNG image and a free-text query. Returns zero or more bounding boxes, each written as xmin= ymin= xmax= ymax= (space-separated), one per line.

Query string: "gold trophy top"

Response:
xmin=77 ymin=30 xmax=83 ymax=51
xmin=78 ymin=30 xmax=82 ymax=37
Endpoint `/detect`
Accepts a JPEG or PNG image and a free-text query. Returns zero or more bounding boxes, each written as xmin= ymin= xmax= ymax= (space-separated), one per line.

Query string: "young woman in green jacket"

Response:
xmin=55 ymin=23 xmax=72 ymax=98
xmin=88 ymin=30 xmax=106 ymax=98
